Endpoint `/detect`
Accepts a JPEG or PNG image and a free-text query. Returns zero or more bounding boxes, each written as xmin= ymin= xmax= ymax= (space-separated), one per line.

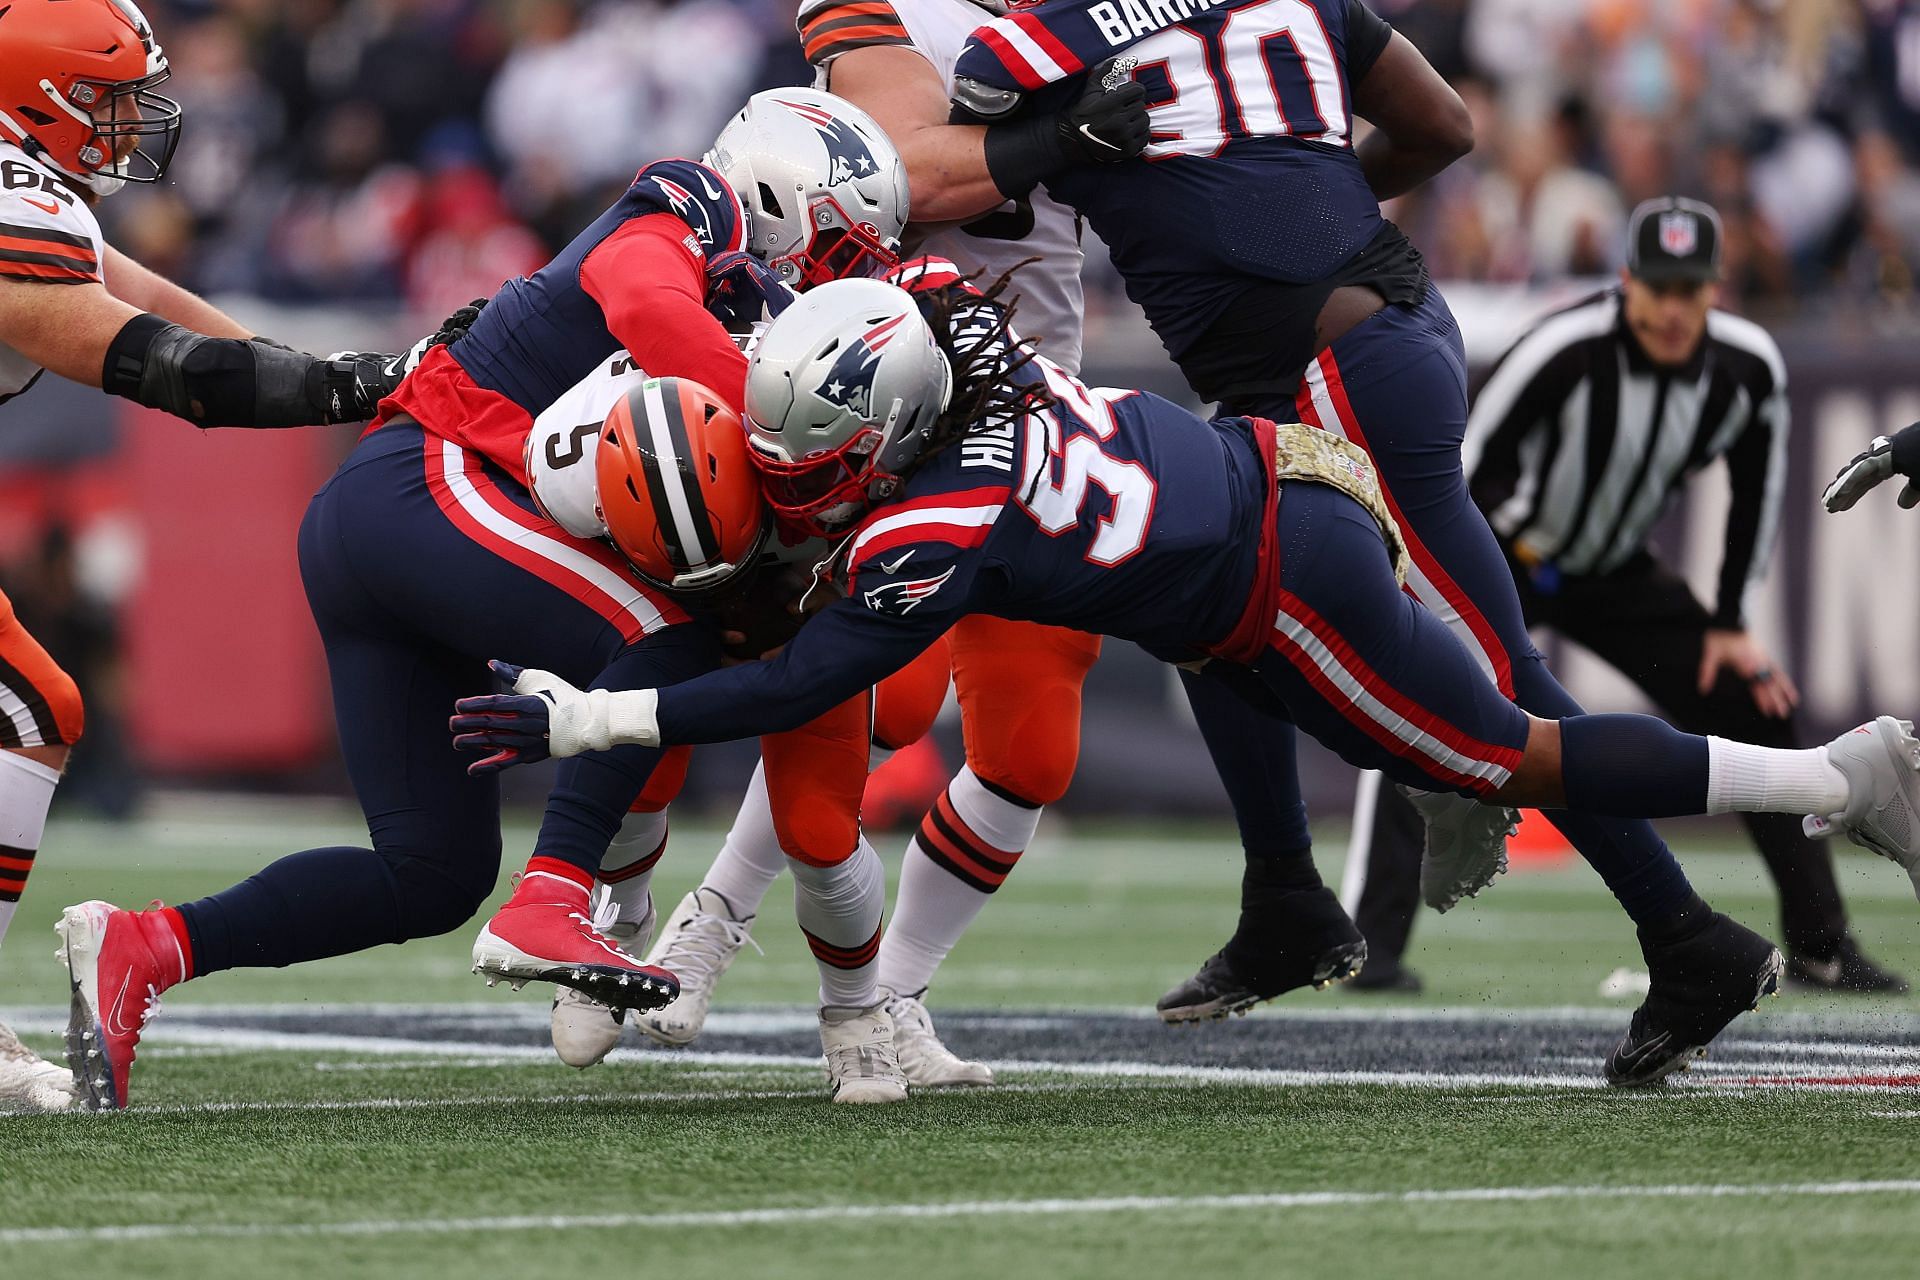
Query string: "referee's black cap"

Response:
xmin=1627 ymin=197 xmax=1722 ymax=284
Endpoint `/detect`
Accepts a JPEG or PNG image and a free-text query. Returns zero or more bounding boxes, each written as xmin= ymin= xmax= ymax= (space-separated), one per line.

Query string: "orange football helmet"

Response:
xmin=0 ymin=0 xmax=181 ymax=194
xmin=596 ymin=377 xmax=771 ymax=596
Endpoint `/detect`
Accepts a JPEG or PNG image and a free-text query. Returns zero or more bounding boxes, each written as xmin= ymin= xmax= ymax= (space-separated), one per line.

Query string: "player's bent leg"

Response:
xmin=873 ymin=634 xmax=951 ymax=751
xmin=868 ymin=618 xmax=1093 ymax=1079
xmin=0 ymin=591 xmax=82 ymax=1111
xmin=1156 ymin=664 xmax=1366 ymax=1023
xmin=1288 ymin=303 xmax=1704 ymax=935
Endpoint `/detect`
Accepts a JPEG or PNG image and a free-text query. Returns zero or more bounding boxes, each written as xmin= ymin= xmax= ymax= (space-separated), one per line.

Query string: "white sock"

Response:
xmin=600 ymin=807 xmax=669 ymax=925
xmin=0 ymin=751 xmax=59 ymax=954
xmin=698 ymin=759 xmax=787 ymax=917
xmin=1705 ymin=737 xmax=1849 ymax=816
xmin=877 ymin=767 xmax=1041 ymax=997
xmin=791 ymin=837 xmax=885 ymax=1008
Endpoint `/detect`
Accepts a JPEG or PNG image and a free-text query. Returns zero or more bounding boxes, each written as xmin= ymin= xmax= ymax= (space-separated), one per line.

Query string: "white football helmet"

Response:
xmin=743 ymin=279 xmax=952 ymax=537
xmin=706 ymin=88 xmax=909 ymax=289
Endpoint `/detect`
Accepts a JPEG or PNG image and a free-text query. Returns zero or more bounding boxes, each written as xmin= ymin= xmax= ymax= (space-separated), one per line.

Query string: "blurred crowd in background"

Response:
xmin=98 ymin=0 xmax=1920 ymax=330
xmin=12 ymin=0 xmax=1920 ymax=812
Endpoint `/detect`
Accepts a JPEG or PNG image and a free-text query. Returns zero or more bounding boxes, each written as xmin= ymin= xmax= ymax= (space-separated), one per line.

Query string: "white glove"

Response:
xmin=510 ymin=666 xmax=662 ymax=755
xmin=1823 ymin=433 xmax=1920 ymax=512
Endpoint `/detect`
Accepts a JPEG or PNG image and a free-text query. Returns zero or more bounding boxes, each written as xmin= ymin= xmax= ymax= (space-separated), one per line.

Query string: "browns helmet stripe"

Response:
xmin=635 ymin=379 xmax=721 ymax=574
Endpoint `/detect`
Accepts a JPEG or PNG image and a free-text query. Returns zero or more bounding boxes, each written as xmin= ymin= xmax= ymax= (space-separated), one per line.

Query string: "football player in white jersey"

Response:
xmin=0 ymin=0 xmax=402 ymax=1111
xmin=602 ymin=0 xmax=1147 ymax=1088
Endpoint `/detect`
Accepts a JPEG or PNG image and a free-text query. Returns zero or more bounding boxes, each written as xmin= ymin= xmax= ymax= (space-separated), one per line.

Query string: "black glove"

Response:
xmin=975 ymin=57 xmax=1149 ymax=198
xmin=307 ymin=350 xmax=403 ymax=423
xmin=311 ymin=297 xmax=491 ymax=422
xmin=1057 ymin=57 xmax=1150 ymax=164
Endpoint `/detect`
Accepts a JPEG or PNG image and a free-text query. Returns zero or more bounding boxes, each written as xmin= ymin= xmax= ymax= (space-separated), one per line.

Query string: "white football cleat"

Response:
xmin=0 ymin=1018 xmax=74 ymax=1113
xmin=549 ymin=893 xmax=655 ymax=1069
xmin=819 ymin=1002 xmax=908 ymax=1104
xmin=884 ymin=989 xmax=991 ymax=1087
xmin=1405 ymin=787 xmax=1519 ymax=912
xmin=634 ymin=888 xmax=757 ymax=1047
xmin=1807 ymin=717 xmax=1920 ymax=899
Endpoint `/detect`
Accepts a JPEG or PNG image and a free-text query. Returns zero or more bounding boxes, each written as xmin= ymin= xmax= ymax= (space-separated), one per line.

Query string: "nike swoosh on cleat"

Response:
xmin=104 ymin=975 xmax=142 ymax=1040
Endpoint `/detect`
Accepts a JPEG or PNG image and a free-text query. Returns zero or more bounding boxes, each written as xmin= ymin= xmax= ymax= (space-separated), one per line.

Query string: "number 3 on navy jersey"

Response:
xmin=1128 ymin=0 xmax=1350 ymax=160
xmin=1016 ymin=362 xmax=1155 ymax=567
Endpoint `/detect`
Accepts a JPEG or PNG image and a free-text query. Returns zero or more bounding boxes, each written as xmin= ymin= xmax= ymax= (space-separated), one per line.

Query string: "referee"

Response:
xmin=1348 ymin=196 xmax=1905 ymax=995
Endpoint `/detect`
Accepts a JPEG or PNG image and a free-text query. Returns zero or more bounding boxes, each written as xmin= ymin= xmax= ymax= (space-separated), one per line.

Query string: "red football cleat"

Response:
xmin=55 ymin=900 xmax=189 ymax=1111
xmin=471 ymin=863 xmax=679 ymax=1013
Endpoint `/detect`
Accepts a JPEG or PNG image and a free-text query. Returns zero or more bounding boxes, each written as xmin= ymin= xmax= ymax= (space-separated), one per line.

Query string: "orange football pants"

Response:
xmin=0 ymin=586 xmax=83 ymax=749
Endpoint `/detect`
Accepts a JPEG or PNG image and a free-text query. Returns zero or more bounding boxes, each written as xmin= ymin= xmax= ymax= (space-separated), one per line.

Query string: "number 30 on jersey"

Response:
xmin=1122 ymin=0 xmax=1351 ymax=159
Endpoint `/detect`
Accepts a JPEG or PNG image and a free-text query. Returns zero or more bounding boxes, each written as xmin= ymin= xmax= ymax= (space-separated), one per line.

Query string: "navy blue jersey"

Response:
xmin=387 ymin=158 xmax=748 ymax=481
xmin=653 ymin=356 xmax=1273 ymax=744
xmin=952 ymin=0 xmax=1394 ymax=361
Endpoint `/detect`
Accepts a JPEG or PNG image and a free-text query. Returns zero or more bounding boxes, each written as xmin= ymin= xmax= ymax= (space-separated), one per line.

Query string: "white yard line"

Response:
xmin=17 ymin=1021 xmax=1920 ymax=1095
xmin=7 ymin=1002 xmax=1920 ymax=1033
xmin=8 ymin=1181 xmax=1920 ymax=1245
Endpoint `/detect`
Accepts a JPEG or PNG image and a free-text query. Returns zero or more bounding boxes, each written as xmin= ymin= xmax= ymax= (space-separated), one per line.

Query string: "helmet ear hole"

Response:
xmin=757 ymin=183 xmax=785 ymax=220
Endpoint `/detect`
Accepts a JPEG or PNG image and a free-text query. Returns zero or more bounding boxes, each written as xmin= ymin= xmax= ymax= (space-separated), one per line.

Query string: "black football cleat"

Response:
xmin=1603 ymin=912 xmax=1784 ymax=1087
xmin=1156 ymin=886 xmax=1367 ymax=1023
xmin=1785 ymin=936 xmax=1909 ymax=995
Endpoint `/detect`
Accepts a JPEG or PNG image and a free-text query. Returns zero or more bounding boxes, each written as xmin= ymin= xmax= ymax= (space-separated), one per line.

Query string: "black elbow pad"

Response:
xmin=103 ymin=313 xmax=341 ymax=428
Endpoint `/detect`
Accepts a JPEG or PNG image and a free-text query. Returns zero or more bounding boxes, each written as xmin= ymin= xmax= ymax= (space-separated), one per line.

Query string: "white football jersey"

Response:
xmin=0 ymin=140 xmax=108 ymax=403
xmin=802 ymin=0 xmax=1087 ymax=373
xmin=526 ymin=353 xmax=828 ymax=575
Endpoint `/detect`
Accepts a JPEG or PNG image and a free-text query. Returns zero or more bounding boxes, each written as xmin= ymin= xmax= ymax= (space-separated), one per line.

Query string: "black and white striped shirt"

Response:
xmin=1462 ymin=289 xmax=1788 ymax=629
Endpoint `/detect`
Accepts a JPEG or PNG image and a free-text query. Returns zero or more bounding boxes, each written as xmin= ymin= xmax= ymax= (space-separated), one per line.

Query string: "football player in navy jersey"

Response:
xmin=456 ymin=275 xmax=1920 ymax=1086
xmin=938 ymin=0 xmax=1796 ymax=1040
xmin=53 ymin=90 xmax=909 ymax=1111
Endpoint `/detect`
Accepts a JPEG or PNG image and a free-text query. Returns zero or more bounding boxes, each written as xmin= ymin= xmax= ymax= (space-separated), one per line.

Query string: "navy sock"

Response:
xmin=176 ymin=845 xmax=406 ymax=977
xmin=1509 ymin=654 xmax=1699 ymax=928
xmin=1559 ymin=713 xmax=1711 ymax=817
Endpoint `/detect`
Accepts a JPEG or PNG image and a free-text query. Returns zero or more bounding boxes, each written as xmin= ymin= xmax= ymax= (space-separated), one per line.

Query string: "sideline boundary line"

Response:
xmin=9 ymin=1181 xmax=1920 ymax=1245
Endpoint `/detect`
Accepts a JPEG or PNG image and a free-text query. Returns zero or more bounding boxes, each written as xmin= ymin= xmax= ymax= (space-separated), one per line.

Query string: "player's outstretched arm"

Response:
xmin=1349 ymin=33 xmax=1474 ymax=202
xmin=103 ymin=245 xmax=251 ymax=338
xmin=825 ymin=46 xmax=1006 ymax=225
xmin=0 ymin=272 xmax=394 ymax=427
xmin=1824 ymin=422 xmax=1920 ymax=512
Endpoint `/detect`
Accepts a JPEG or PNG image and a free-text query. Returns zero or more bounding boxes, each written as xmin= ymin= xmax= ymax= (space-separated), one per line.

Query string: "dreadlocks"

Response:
xmin=903 ymin=264 xmax=1057 ymax=476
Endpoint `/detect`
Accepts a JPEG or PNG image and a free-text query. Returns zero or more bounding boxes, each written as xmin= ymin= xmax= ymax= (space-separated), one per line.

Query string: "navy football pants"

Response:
xmin=174 ymin=424 xmax=713 ymax=975
xmin=1224 ymin=292 xmax=1698 ymax=925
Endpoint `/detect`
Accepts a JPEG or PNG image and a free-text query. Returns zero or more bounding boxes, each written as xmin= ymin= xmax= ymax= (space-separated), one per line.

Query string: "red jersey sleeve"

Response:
xmin=578 ymin=212 xmax=748 ymax=409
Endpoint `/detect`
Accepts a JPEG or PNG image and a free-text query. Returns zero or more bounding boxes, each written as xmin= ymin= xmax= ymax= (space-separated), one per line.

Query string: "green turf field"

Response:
xmin=4 ymin=801 xmax=1920 ymax=1278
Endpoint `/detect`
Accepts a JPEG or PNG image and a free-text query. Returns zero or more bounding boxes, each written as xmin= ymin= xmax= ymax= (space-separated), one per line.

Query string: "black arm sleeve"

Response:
xmin=1346 ymin=0 xmax=1395 ymax=82
xmin=1893 ymin=421 xmax=1920 ymax=480
xmin=102 ymin=312 xmax=357 ymax=428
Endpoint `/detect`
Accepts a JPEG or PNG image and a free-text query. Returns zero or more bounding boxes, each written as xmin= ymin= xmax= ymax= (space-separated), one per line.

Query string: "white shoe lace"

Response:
xmin=653 ymin=909 xmax=760 ymax=988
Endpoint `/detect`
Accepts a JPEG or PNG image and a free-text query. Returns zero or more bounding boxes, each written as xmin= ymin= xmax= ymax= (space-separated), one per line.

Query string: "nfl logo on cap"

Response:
xmin=1629 ymin=196 xmax=1721 ymax=284
xmin=1659 ymin=211 xmax=1697 ymax=257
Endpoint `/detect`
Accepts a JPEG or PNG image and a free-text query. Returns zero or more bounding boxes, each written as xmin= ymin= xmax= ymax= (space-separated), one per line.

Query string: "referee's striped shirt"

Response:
xmin=1461 ymin=288 xmax=1788 ymax=629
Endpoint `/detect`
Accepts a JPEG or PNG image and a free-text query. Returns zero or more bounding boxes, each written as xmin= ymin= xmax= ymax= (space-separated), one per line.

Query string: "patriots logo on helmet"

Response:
xmin=1658 ymin=211 xmax=1697 ymax=257
xmin=653 ymin=175 xmax=717 ymax=248
xmin=775 ymin=98 xmax=880 ymax=187
xmin=864 ymin=565 xmax=956 ymax=616
xmin=812 ymin=313 xmax=905 ymax=418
